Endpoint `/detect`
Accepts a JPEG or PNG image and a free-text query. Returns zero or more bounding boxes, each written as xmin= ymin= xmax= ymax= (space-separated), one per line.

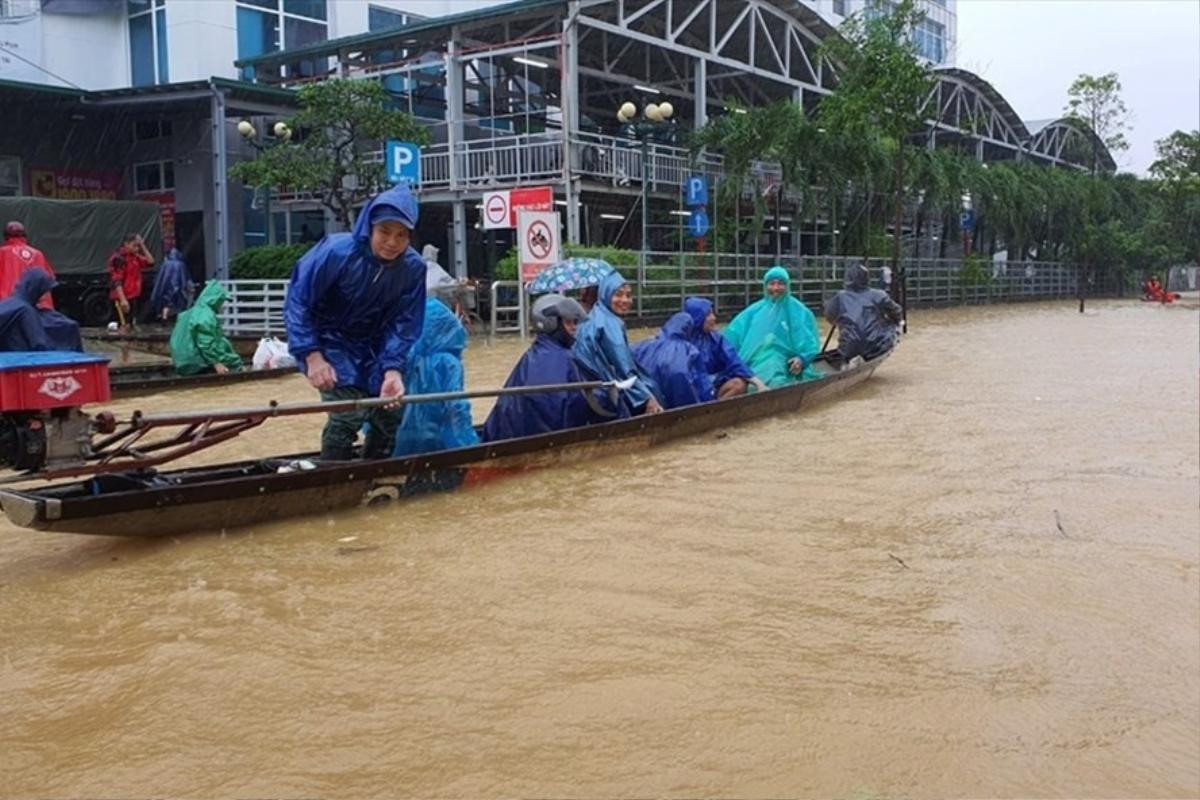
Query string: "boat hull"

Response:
xmin=107 ymin=363 xmax=294 ymax=398
xmin=0 ymin=352 xmax=886 ymax=537
xmin=83 ymin=329 xmax=264 ymax=360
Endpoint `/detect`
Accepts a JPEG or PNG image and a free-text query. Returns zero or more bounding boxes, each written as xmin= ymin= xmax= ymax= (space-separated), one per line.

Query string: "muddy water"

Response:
xmin=1 ymin=299 xmax=1197 ymax=798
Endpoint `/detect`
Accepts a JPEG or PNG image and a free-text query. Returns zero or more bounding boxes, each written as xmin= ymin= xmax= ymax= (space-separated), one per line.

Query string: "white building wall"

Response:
xmin=164 ymin=0 xmax=238 ymax=84
xmin=38 ymin=10 xmax=127 ymax=89
xmin=803 ymin=0 xmax=958 ymax=66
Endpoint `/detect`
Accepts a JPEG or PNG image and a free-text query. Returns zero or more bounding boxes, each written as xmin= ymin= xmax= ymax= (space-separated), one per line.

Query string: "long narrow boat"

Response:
xmin=107 ymin=362 xmax=295 ymax=398
xmin=0 ymin=350 xmax=888 ymax=537
xmin=83 ymin=328 xmax=266 ymax=360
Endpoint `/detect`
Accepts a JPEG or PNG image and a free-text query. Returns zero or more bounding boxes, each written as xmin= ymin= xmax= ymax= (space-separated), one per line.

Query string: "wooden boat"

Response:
xmin=0 ymin=350 xmax=888 ymax=537
xmin=107 ymin=362 xmax=294 ymax=399
xmin=82 ymin=328 xmax=266 ymax=360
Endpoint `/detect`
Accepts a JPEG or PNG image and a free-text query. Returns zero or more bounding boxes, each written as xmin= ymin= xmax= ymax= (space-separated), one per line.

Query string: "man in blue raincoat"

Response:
xmin=149 ymin=247 xmax=194 ymax=322
xmin=0 ymin=269 xmax=82 ymax=352
xmin=682 ymin=297 xmax=761 ymax=399
xmin=482 ymin=294 xmax=623 ymax=442
xmin=285 ymin=185 xmax=426 ymax=460
xmin=632 ymin=312 xmax=713 ymax=409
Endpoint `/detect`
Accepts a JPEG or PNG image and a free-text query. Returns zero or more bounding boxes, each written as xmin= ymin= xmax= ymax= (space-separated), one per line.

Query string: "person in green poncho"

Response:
xmin=169 ymin=281 xmax=244 ymax=376
xmin=724 ymin=265 xmax=822 ymax=388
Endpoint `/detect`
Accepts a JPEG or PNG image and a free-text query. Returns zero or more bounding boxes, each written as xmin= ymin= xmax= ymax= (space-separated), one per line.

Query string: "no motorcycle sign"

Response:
xmin=517 ymin=210 xmax=561 ymax=282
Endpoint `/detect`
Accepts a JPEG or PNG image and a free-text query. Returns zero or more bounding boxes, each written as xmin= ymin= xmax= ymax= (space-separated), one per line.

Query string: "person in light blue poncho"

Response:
xmin=632 ymin=312 xmax=712 ymax=409
xmin=392 ymin=298 xmax=480 ymax=457
xmin=724 ymin=265 xmax=822 ymax=387
xmin=572 ymin=270 xmax=663 ymax=415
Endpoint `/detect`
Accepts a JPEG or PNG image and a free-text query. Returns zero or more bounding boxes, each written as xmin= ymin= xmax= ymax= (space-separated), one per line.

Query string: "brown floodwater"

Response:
xmin=1 ymin=299 xmax=1197 ymax=798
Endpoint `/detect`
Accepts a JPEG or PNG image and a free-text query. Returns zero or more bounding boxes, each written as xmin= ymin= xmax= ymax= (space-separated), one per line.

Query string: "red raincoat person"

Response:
xmin=0 ymin=221 xmax=55 ymax=310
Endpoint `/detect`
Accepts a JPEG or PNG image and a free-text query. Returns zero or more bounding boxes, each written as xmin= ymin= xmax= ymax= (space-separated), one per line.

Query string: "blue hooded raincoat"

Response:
xmin=682 ymin=297 xmax=754 ymax=389
xmin=724 ymin=266 xmax=822 ymax=386
xmin=392 ymin=299 xmax=480 ymax=457
xmin=572 ymin=270 xmax=660 ymax=413
xmin=285 ymin=186 xmax=427 ymax=394
xmin=0 ymin=269 xmax=81 ymax=352
xmin=149 ymin=248 xmax=193 ymax=318
xmin=482 ymin=330 xmax=625 ymax=442
xmin=632 ymin=312 xmax=713 ymax=409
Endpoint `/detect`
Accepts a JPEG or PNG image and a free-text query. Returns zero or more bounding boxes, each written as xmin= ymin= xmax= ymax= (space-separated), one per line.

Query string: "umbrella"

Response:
xmin=525 ymin=257 xmax=616 ymax=295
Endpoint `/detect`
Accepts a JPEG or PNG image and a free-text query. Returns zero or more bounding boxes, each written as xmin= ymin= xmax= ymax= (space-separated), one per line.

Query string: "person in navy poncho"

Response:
xmin=392 ymin=298 xmax=480 ymax=456
xmin=285 ymin=185 xmax=427 ymax=460
xmin=149 ymin=247 xmax=194 ymax=322
xmin=0 ymin=269 xmax=82 ymax=352
xmin=682 ymin=297 xmax=762 ymax=399
xmin=632 ymin=312 xmax=713 ymax=409
xmin=482 ymin=294 xmax=623 ymax=442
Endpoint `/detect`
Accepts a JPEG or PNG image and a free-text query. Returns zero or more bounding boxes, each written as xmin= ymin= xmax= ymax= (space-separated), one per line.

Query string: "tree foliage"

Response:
xmin=1064 ymin=72 xmax=1130 ymax=172
xmin=229 ymin=79 xmax=428 ymax=228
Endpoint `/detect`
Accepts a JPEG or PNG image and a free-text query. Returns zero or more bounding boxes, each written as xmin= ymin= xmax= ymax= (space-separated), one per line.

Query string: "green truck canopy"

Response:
xmin=0 ymin=197 xmax=163 ymax=275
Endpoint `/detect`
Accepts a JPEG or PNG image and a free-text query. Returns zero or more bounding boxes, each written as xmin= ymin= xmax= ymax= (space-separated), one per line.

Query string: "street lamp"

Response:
xmin=616 ymin=100 xmax=675 ymax=263
xmin=237 ymin=118 xmax=292 ymax=241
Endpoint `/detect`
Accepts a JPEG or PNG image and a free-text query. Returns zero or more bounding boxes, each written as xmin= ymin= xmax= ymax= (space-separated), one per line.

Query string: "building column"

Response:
xmin=209 ymin=84 xmax=229 ymax=280
xmin=694 ymin=57 xmax=707 ymax=129
xmin=445 ymin=33 xmax=468 ymax=278
xmin=451 ymin=200 xmax=468 ymax=280
xmin=561 ymin=2 xmax=581 ymax=245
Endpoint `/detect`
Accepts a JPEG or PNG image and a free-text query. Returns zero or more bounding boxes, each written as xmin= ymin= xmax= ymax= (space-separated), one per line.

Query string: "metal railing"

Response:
xmin=219 ymin=279 xmax=288 ymax=335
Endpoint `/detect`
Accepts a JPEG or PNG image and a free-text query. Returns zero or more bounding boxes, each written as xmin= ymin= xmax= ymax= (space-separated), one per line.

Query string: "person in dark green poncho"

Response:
xmin=169 ymin=281 xmax=244 ymax=375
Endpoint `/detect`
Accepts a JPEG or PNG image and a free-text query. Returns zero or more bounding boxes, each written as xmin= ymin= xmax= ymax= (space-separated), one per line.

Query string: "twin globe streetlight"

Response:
xmin=236 ymin=119 xmax=292 ymax=143
xmin=616 ymin=100 xmax=674 ymax=125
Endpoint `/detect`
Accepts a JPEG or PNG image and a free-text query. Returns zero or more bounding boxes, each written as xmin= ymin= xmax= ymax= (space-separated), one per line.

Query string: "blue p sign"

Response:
xmin=386 ymin=140 xmax=421 ymax=186
xmin=684 ymin=175 xmax=708 ymax=207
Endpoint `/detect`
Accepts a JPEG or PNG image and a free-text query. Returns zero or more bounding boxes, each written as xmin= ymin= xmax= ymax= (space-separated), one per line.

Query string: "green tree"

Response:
xmin=1064 ymin=72 xmax=1130 ymax=173
xmin=818 ymin=0 xmax=936 ymax=274
xmin=229 ymin=79 xmax=428 ymax=229
xmin=1147 ymin=129 xmax=1200 ymax=266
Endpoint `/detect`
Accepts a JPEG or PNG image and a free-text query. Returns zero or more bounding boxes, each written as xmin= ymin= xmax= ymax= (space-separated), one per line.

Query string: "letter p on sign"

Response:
xmin=386 ymin=141 xmax=422 ymax=186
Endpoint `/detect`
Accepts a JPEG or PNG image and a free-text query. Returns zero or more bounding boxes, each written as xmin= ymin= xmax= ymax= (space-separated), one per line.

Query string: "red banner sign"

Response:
xmin=29 ymin=167 xmax=122 ymax=200
xmin=509 ymin=186 xmax=553 ymax=226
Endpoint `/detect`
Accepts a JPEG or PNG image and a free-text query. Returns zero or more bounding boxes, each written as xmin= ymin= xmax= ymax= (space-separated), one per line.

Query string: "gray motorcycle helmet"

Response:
xmin=531 ymin=293 xmax=588 ymax=333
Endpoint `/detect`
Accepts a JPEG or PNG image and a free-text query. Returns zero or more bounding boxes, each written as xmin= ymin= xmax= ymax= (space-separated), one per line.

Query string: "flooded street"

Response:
xmin=1 ymin=299 xmax=1197 ymax=798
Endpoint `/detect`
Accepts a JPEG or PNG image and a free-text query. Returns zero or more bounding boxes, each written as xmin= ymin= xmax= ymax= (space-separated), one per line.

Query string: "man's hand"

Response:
xmin=305 ymin=352 xmax=337 ymax=391
xmin=379 ymin=370 xmax=405 ymax=409
xmin=787 ymin=356 xmax=805 ymax=376
xmin=645 ymin=397 xmax=664 ymax=414
xmin=750 ymin=376 xmax=769 ymax=392
xmin=214 ymin=363 xmax=229 ymax=375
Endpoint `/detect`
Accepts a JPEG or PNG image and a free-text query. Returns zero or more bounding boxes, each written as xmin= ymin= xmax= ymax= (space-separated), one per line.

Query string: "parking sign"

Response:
xmin=386 ymin=140 xmax=421 ymax=186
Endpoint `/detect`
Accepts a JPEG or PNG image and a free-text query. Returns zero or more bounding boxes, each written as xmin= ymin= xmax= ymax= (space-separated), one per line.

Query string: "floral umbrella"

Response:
xmin=525 ymin=257 xmax=616 ymax=295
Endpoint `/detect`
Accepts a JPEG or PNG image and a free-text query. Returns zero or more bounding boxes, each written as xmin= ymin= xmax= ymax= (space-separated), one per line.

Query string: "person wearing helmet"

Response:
xmin=482 ymin=293 xmax=623 ymax=442
xmin=284 ymin=185 xmax=426 ymax=460
xmin=0 ymin=221 xmax=56 ymax=310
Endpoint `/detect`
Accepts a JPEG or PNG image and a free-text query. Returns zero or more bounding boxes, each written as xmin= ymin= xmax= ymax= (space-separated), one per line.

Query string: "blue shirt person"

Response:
xmin=682 ymin=296 xmax=760 ymax=399
xmin=148 ymin=247 xmax=194 ymax=322
xmin=392 ymin=299 xmax=480 ymax=457
xmin=723 ymin=265 xmax=822 ymax=388
xmin=572 ymin=270 xmax=663 ymax=415
xmin=632 ymin=312 xmax=713 ymax=409
xmin=482 ymin=294 xmax=623 ymax=442
xmin=285 ymin=185 xmax=427 ymax=460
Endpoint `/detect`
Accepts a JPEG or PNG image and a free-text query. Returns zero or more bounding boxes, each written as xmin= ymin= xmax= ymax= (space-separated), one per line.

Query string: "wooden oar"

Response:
xmin=128 ymin=378 xmax=637 ymax=429
xmin=821 ymin=323 xmax=837 ymax=353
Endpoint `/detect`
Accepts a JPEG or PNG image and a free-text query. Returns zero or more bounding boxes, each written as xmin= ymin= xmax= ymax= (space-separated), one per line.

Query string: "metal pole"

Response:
xmin=209 ymin=84 xmax=229 ymax=281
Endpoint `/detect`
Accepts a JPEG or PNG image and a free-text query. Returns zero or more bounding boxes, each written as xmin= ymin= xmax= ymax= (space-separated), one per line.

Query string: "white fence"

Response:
xmin=218 ymin=257 xmax=1100 ymax=338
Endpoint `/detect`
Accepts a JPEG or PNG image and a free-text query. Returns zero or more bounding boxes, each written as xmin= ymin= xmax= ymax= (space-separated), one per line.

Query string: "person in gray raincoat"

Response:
xmin=823 ymin=263 xmax=903 ymax=362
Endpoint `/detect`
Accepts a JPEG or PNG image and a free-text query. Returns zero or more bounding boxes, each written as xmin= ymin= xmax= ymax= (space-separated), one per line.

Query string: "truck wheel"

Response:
xmin=80 ymin=290 xmax=112 ymax=327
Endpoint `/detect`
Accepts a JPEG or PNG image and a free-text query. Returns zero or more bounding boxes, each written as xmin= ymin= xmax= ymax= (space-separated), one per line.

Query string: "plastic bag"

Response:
xmin=253 ymin=336 xmax=295 ymax=370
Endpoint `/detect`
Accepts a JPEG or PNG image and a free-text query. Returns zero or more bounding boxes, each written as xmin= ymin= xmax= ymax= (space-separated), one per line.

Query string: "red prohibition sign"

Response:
xmin=527 ymin=220 xmax=553 ymax=260
xmin=485 ymin=194 xmax=508 ymax=225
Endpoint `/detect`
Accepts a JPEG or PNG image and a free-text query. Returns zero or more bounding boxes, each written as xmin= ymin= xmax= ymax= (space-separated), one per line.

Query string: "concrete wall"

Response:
xmin=39 ymin=10 xmax=127 ymax=89
xmin=164 ymin=0 xmax=239 ymax=83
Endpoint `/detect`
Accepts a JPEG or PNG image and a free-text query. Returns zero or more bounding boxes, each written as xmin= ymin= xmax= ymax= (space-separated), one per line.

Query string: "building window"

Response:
xmin=133 ymin=119 xmax=173 ymax=141
xmin=368 ymin=4 xmax=410 ymax=31
xmin=128 ymin=0 xmax=167 ymax=87
xmin=832 ymin=0 xmax=846 ymax=16
xmin=236 ymin=0 xmax=327 ymax=80
xmin=914 ymin=17 xmax=945 ymax=63
xmin=134 ymin=160 xmax=174 ymax=194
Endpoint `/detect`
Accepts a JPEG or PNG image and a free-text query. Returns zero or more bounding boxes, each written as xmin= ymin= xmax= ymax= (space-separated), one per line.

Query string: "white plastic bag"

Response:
xmin=253 ymin=336 xmax=295 ymax=370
